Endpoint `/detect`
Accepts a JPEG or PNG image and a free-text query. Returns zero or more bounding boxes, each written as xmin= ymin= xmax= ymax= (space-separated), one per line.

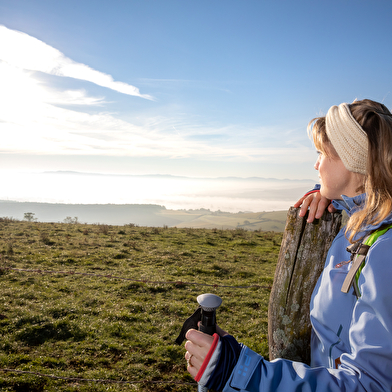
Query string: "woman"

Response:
xmin=184 ymin=99 xmax=392 ymax=391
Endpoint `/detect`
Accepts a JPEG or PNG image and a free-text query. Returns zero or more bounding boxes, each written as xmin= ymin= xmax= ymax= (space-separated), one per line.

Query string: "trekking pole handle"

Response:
xmin=197 ymin=294 xmax=222 ymax=392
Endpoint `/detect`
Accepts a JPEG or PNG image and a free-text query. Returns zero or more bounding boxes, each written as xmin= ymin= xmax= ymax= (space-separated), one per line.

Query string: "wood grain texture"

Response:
xmin=268 ymin=207 xmax=342 ymax=364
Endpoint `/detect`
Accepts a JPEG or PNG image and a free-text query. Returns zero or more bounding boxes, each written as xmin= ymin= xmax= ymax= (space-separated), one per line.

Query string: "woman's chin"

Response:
xmin=319 ymin=189 xmax=333 ymax=200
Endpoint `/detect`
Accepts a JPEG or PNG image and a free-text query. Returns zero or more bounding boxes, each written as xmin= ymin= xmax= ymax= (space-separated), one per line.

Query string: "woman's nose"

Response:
xmin=314 ymin=157 xmax=320 ymax=170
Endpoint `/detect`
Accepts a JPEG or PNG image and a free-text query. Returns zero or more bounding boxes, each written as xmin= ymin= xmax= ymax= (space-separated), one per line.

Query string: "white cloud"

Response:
xmin=0 ymin=25 xmax=153 ymax=100
xmin=0 ymin=25 xmax=314 ymax=169
xmin=0 ymin=60 xmax=313 ymax=163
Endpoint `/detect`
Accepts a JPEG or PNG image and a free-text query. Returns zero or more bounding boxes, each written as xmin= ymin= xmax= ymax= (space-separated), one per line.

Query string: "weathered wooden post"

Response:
xmin=268 ymin=207 xmax=342 ymax=364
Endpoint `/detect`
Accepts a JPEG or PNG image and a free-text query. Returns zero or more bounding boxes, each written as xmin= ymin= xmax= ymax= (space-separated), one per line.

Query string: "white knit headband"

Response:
xmin=325 ymin=102 xmax=368 ymax=175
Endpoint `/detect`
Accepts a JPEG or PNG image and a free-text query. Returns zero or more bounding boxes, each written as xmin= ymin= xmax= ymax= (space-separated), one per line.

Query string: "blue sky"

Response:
xmin=1 ymin=0 xmax=392 ymax=182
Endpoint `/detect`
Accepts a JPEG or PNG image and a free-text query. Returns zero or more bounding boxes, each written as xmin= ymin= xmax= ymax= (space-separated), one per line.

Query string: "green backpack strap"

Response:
xmin=341 ymin=224 xmax=392 ymax=298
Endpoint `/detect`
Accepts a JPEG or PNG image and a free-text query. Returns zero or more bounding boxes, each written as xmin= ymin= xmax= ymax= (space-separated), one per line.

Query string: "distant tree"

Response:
xmin=24 ymin=212 xmax=37 ymax=222
xmin=64 ymin=216 xmax=79 ymax=224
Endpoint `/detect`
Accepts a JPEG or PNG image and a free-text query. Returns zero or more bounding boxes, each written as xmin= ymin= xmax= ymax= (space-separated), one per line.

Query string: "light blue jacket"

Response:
xmin=222 ymin=195 xmax=392 ymax=391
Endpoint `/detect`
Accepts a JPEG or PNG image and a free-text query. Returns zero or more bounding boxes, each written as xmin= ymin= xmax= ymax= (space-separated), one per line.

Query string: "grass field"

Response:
xmin=161 ymin=210 xmax=288 ymax=232
xmin=0 ymin=219 xmax=282 ymax=391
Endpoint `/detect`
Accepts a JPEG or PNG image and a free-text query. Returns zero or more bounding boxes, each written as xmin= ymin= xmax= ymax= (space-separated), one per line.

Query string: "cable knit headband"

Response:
xmin=325 ymin=102 xmax=368 ymax=175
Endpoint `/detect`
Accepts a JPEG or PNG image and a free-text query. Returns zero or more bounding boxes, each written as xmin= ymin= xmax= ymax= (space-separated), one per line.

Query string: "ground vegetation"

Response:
xmin=0 ymin=219 xmax=282 ymax=391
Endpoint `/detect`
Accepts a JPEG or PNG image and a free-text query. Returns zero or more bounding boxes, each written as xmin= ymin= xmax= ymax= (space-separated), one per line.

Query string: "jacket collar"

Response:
xmin=331 ymin=194 xmax=365 ymax=218
xmin=332 ymin=193 xmax=392 ymax=234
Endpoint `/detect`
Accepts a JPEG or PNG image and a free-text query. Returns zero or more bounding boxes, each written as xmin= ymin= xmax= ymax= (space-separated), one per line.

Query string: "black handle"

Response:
xmin=175 ymin=294 xmax=222 ymax=345
xmin=199 ymin=309 xmax=216 ymax=335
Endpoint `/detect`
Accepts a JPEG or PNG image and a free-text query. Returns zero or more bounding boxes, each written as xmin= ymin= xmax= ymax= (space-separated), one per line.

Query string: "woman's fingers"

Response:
xmin=298 ymin=194 xmax=314 ymax=218
xmin=307 ymin=192 xmax=322 ymax=222
xmin=185 ymin=350 xmax=203 ymax=378
xmin=308 ymin=193 xmax=332 ymax=221
xmin=184 ymin=337 xmax=210 ymax=359
xmin=185 ymin=329 xmax=214 ymax=347
xmin=293 ymin=195 xmax=307 ymax=208
xmin=184 ymin=329 xmax=215 ymax=376
xmin=295 ymin=192 xmax=331 ymax=223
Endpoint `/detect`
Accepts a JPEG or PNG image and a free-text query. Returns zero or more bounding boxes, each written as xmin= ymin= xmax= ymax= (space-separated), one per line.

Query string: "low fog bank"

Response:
xmin=2 ymin=172 xmax=315 ymax=213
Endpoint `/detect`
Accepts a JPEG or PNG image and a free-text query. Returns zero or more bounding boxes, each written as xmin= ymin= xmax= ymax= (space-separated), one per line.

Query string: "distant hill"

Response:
xmin=0 ymin=200 xmax=289 ymax=232
xmin=159 ymin=208 xmax=288 ymax=232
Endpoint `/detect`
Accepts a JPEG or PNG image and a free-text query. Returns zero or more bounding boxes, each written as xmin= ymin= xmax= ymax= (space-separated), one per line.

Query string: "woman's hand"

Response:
xmin=184 ymin=325 xmax=228 ymax=378
xmin=294 ymin=191 xmax=335 ymax=223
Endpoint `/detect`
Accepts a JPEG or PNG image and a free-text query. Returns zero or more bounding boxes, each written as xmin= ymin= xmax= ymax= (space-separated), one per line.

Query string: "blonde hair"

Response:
xmin=308 ymin=99 xmax=392 ymax=242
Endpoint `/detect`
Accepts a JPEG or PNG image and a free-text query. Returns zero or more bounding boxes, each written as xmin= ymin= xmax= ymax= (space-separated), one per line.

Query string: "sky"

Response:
xmin=1 ymin=0 xmax=392 ymax=193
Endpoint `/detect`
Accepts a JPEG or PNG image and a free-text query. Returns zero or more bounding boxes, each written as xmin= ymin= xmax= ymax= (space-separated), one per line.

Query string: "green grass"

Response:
xmin=0 ymin=219 xmax=282 ymax=391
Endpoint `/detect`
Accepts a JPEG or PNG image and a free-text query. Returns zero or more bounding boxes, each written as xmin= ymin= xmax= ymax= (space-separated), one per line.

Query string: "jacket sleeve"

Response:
xmin=222 ymin=347 xmax=361 ymax=392
xmin=221 ymin=232 xmax=392 ymax=392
